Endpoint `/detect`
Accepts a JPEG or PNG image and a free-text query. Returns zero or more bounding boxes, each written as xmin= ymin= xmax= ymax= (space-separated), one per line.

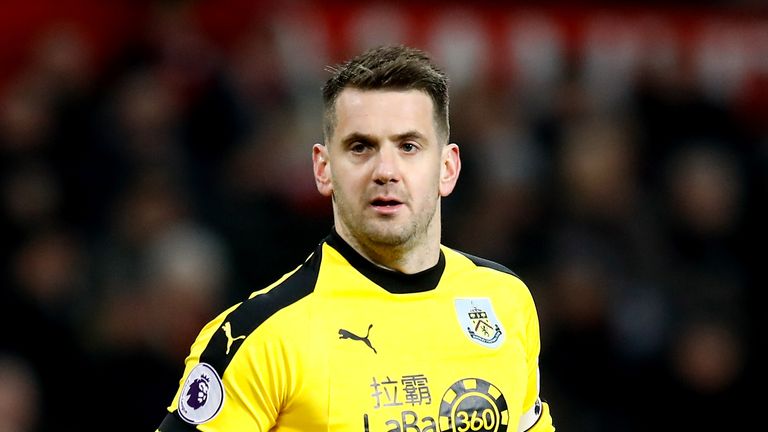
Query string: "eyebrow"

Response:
xmin=340 ymin=132 xmax=376 ymax=147
xmin=339 ymin=130 xmax=428 ymax=146
xmin=392 ymin=130 xmax=428 ymax=143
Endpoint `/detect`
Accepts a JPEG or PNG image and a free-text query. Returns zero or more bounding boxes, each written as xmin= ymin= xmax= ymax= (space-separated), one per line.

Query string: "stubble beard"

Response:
xmin=334 ymin=191 xmax=439 ymax=254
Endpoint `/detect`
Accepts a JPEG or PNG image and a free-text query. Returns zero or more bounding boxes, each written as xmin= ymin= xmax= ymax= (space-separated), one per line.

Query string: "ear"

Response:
xmin=439 ymin=143 xmax=461 ymax=197
xmin=313 ymin=143 xmax=333 ymax=197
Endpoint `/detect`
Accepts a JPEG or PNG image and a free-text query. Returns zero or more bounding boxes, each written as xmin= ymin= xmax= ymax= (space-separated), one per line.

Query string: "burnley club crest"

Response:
xmin=455 ymin=298 xmax=505 ymax=348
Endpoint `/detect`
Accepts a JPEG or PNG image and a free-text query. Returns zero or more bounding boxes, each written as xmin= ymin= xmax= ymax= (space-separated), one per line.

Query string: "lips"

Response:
xmin=371 ymin=198 xmax=402 ymax=207
xmin=370 ymin=196 xmax=404 ymax=214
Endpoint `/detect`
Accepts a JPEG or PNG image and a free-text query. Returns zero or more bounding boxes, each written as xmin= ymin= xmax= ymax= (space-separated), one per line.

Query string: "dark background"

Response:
xmin=1 ymin=1 xmax=765 ymax=430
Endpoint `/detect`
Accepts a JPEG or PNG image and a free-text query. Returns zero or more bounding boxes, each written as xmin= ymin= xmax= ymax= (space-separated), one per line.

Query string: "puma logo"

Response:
xmin=221 ymin=322 xmax=246 ymax=355
xmin=338 ymin=324 xmax=377 ymax=354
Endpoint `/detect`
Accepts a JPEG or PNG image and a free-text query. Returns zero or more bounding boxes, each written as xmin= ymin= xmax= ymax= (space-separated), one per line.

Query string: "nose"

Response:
xmin=373 ymin=145 xmax=401 ymax=185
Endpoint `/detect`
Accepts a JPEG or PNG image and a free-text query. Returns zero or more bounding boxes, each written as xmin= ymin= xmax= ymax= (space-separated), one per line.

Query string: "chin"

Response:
xmin=364 ymin=224 xmax=414 ymax=247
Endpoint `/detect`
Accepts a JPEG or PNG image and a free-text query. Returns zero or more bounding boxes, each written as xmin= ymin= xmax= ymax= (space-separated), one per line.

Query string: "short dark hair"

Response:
xmin=322 ymin=45 xmax=449 ymax=144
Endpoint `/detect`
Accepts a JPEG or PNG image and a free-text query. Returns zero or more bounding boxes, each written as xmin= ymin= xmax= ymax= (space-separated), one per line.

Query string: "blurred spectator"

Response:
xmin=0 ymin=355 xmax=40 ymax=432
xmin=0 ymin=163 xmax=61 ymax=264
xmin=81 ymin=171 xmax=230 ymax=430
xmin=0 ymin=230 xmax=89 ymax=431
xmin=664 ymin=320 xmax=749 ymax=430
xmin=661 ymin=144 xmax=748 ymax=347
xmin=446 ymin=81 xmax=545 ymax=269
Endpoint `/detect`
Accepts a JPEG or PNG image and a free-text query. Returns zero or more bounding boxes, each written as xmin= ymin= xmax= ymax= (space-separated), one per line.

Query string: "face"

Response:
xmin=313 ymin=89 xmax=460 ymax=250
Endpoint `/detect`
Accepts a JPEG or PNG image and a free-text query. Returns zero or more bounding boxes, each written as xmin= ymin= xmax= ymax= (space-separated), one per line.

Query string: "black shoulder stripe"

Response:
xmin=457 ymin=250 xmax=518 ymax=278
xmin=197 ymin=245 xmax=322 ymax=376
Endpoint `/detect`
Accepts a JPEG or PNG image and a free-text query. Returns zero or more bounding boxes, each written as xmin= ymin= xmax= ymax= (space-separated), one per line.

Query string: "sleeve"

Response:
xmin=517 ymin=293 xmax=555 ymax=432
xmin=157 ymin=305 xmax=288 ymax=432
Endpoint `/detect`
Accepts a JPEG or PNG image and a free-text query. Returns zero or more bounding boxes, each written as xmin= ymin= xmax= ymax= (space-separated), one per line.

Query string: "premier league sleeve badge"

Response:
xmin=178 ymin=362 xmax=225 ymax=424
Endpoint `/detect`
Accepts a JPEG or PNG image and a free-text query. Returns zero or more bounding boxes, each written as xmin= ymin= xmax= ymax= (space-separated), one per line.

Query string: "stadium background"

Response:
xmin=0 ymin=0 xmax=765 ymax=430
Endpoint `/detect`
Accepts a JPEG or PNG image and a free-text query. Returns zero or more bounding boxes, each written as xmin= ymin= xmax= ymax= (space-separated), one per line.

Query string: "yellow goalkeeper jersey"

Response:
xmin=158 ymin=230 xmax=554 ymax=432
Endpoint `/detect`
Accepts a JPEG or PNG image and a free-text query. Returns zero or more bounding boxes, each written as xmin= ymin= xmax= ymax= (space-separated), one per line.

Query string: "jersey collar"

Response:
xmin=325 ymin=228 xmax=446 ymax=294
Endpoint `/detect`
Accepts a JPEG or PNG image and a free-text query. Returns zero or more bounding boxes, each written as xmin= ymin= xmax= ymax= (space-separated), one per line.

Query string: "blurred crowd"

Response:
xmin=0 ymin=1 xmax=765 ymax=431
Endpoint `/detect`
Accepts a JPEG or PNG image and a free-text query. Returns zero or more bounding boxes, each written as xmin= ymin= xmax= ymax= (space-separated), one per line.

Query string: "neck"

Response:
xmin=335 ymin=216 xmax=441 ymax=274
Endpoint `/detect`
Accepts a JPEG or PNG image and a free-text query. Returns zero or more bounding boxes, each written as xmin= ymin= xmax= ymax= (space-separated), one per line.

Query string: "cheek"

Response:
xmin=410 ymin=169 xmax=441 ymax=202
xmin=334 ymin=165 xmax=369 ymax=191
xmin=428 ymin=161 xmax=444 ymax=189
xmin=331 ymin=172 xmax=361 ymax=203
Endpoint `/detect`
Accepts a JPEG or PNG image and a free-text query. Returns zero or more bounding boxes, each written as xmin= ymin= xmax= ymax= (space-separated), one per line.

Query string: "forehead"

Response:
xmin=331 ymin=88 xmax=437 ymax=141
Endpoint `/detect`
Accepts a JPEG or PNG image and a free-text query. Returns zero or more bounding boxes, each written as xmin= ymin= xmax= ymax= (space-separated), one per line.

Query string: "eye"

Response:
xmin=401 ymin=142 xmax=418 ymax=153
xmin=350 ymin=142 xmax=370 ymax=154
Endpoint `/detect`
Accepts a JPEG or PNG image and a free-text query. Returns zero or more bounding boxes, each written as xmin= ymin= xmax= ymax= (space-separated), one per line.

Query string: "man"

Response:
xmin=157 ymin=45 xmax=554 ymax=431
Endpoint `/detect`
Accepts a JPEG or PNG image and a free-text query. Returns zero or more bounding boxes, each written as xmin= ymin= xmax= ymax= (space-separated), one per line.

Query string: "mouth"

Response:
xmin=372 ymin=199 xmax=402 ymax=207
xmin=370 ymin=198 xmax=404 ymax=214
